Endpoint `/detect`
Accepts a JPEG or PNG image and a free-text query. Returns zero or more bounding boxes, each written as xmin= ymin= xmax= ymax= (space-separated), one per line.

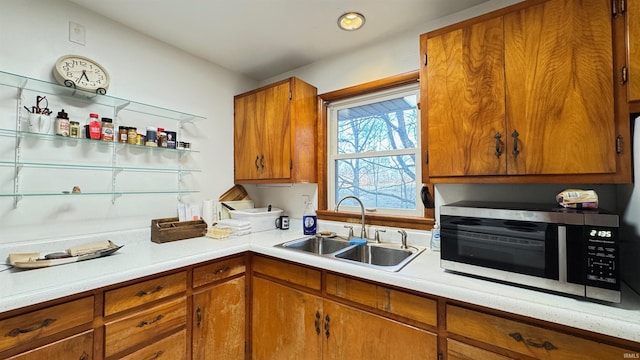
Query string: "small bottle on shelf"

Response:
xmin=88 ymin=113 xmax=101 ymax=140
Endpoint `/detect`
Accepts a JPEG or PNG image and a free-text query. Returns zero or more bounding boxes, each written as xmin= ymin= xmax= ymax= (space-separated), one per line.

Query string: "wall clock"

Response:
xmin=53 ymin=55 xmax=110 ymax=94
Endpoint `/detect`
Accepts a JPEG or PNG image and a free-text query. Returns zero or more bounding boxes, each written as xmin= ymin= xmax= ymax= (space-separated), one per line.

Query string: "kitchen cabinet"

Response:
xmin=0 ymin=70 xmax=202 ymax=207
xmin=234 ymin=77 xmax=317 ymax=184
xmin=6 ymin=330 xmax=94 ymax=360
xmin=626 ymin=0 xmax=640 ymax=103
xmin=423 ymin=0 xmax=625 ymax=182
xmin=251 ymin=256 xmax=438 ymax=359
xmin=446 ymin=304 xmax=636 ymax=359
xmin=192 ymin=256 xmax=246 ymax=360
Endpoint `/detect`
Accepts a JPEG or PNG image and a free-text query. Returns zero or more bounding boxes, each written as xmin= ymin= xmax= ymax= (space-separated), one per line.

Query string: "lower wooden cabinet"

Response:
xmin=6 ymin=330 xmax=93 ymax=360
xmin=447 ymin=339 xmax=514 ymax=360
xmin=119 ymin=330 xmax=187 ymax=360
xmin=446 ymin=305 xmax=637 ymax=360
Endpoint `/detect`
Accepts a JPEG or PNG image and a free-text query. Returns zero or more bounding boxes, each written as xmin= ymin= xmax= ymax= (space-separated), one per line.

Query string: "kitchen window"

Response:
xmin=327 ymin=84 xmax=421 ymax=217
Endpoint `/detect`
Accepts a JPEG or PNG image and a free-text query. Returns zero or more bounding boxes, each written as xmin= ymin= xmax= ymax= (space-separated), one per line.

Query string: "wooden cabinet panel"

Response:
xmin=251 ymin=277 xmax=323 ymax=360
xmin=0 ymin=297 xmax=93 ymax=353
xmin=504 ymin=0 xmax=615 ymax=175
xmin=7 ymin=330 xmax=93 ymax=360
xmin=192 ymin=256 xmax=246 ymax=288
xmin=325 ymin=273 xmax=378 ymax=308
xmin=629 ymin=0 xmax=640 ymax=101
xmin=323 ymin=301 xmax=437 ymax=360
xmin=447 ymin=339 xmax=514 ymax=360
xmin=425 ymin=16 xmax=506 ymax=177
xmin=193 ymin=276 xmax=246 ymax=360
xmin=447 ymin=305 xmax=635 ymax=360
xmin=104 ymin=271 xmax=186 ymax=316
xmin=104 ymin=297 xmax=186 ymax=358
xmin=252 ymin=256 xmax=321 ymax=291
xmin=234 ymin=77 xmax=317 ymax=184
xmin=119 ymin=329 xmax=187 ymax=360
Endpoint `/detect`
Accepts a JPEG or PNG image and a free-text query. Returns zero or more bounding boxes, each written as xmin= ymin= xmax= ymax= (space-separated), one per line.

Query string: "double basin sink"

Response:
xmin=276 ymin=236 xmax=424 ymax=272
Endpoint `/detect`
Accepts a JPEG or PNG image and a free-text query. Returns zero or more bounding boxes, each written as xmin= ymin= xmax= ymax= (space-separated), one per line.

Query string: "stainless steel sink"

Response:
xmin=334 ymin=244 xmax=422 ymax=272
xmin=276 ymin=236 xmax=424 ymax=272
xmin=277 ymin=236 xmax=352 ymax=255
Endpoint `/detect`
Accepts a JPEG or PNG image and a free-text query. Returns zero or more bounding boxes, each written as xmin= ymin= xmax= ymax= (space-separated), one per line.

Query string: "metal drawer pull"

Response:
xmin=6 ymin=318 xmax=56 ymax=337
xmin=213 ymin=266 xmax=230 ymax=275
xmin=196 ymin=307 xmax=202 ymax=327
xmin=255 ymin=155 xmax=260 ymax=170
xmin=511 ymin=130 xmax=520 ymax=156
xmin=79 ymin=351 xmax=89 ymax=360
xmin=509 ymin=332 xmax=557 ymax=351
xmin=314 ymin=311 xmax=321 ymax=335
xmin=136 ymin=285 xmax=164 ymax=297
xmin=494 ymin=132 xmax=502 ymax=158
xmin=137 ymin=314 xmax=164 ymax=328
xmin=148 ymin=350 xmax=165 ymax=360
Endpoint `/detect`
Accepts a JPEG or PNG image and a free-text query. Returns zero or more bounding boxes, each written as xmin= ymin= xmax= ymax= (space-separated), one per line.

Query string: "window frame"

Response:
xmin=327 ymin=83 xmax=422 ymax=217
xmin=316 ymin=71 xmax=434 ymax=230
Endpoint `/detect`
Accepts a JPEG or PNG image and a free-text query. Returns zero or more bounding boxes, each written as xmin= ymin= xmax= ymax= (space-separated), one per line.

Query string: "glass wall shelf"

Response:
xmin=0 ymin=70 xmax=203 ymax=206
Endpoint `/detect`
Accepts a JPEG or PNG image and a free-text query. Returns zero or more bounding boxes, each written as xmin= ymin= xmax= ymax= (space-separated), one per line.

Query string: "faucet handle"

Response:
xmin=344 ymin=225 xmax=354 ymax=238
xmin=397 ymin=229 xmax=408 ymax=249
xmin=374 ymin=229 xmax=386 ymax=243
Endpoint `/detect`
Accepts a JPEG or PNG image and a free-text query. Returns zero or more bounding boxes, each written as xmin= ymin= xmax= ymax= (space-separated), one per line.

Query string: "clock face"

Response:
xmin=53 ymin=55 xmax=110 ymax=94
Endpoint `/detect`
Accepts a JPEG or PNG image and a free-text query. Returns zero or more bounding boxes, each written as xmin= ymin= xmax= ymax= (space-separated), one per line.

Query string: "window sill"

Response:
xmin=317 ymin=209 xmax=434 ymax=231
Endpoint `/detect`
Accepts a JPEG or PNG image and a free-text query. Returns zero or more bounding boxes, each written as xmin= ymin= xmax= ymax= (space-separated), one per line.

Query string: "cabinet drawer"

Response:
xmin=252 ymin=256 xmax=321 ymax=291
xmin=7 ymin=330 xmax=93 ymax=360
xmin=104 ymin=297 xmax=186 ymax=358
xmin=119 ymin=329 xmax=186 ymax=360
xmin=0 ymin=296 xmax=94 ymax=353
xmin=447 ymin=339 xmax=513 ymax=360
xmin=104 ymin=271 xmax=186 ymax=316
xmin=326 ymin=274 xmax=437 ymax=326
xmin=447 ymin=305 xmax=634 ymax=360
xmin=193 ymin=256 xmax=245 ymax=288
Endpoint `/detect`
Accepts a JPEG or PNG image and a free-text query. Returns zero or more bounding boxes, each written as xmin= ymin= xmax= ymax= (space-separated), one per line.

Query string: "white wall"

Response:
xmin=0 ymin=0 xmax=257 ymax=242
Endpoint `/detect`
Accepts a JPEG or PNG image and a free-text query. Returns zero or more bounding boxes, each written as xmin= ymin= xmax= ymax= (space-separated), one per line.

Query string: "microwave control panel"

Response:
xmin=585 ymin=227 xmax=619 ymax=290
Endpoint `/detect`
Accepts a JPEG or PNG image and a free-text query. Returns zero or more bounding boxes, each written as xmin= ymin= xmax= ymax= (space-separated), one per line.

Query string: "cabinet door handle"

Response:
xmin=324 ymin=314 xmax=330 ymax=339
xmin=136 ymin=285 xmax=163 ymax=297
xmin=494 ymin=132 xmax=502 ymax=158
xmin=509 ymin=332 xmax=557 ymax=351
xmin=255 ymin=155 xmax=260 ymax=170
xmin=213 ymin=265 xmax=230 ymax=275
xmin=148 ymin=350 xmax=165 ymax=360
xmin=196 ymin=307 xmax=202 ymax=327
xmin=511 ymin=130 xmax=520 ymax=156
xmin=260 ymin=155 xmax=264 ymax=169
xmin=6 ymin=318 xmax=56 ymax=337
xmin=314 ymin=311 xmax=321 ymax=335
xmin=79 ymin=351 xmax=89 ymax=360
xmin=137 ymin=314 xmax=164 ymax=328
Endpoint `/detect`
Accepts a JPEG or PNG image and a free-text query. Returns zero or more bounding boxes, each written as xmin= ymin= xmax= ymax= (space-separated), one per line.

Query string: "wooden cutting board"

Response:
xmin=219 ymin=185 xmax=250 ymax=201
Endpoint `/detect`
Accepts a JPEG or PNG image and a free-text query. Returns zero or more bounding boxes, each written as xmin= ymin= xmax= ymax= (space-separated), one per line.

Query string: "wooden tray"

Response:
xmin=151 ymin=217 xmax=207 ymax=243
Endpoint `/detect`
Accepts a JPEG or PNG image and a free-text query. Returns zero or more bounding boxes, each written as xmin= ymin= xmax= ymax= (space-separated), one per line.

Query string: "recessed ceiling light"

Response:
xmin=337 ymin=12 xmax=366 ymax=31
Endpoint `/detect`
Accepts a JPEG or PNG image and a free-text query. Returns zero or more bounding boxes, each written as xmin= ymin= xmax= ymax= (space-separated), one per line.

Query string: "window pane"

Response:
xmin=335 ymin=155 xmax=416 ymax=210
xmin=337 ymin=95 xmax=418 ymax=155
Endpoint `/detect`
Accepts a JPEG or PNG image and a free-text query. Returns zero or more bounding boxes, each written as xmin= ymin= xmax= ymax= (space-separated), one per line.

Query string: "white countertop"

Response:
xmin=1 ymin=223 xmax=640 ymax=343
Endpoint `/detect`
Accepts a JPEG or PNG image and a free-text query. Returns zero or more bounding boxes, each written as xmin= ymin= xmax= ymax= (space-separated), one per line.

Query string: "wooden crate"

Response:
xmin=151 ymin=217 xmax=207 ymax=243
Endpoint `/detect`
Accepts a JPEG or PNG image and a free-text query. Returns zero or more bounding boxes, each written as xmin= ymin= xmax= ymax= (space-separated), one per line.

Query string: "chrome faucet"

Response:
xmin=335 ymin=195 xmax=367 ymax=239
xmin=398 ymin=229 xmax=408 ymax=249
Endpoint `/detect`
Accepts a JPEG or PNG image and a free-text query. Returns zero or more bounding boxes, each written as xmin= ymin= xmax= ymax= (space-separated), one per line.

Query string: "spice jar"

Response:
xmin=88 ymin=113 xmax=101 ymax=140
xmin=145 ymin=126 xmax=157 ymax=147
xmin=127 ymin=127 xmax=137 ymax=144
xmin=118 ymin=126 xmax=128 ymax=143
xmin=54 ymin=109 xmax=70 ymax=137
xmin=70 ymin=121 xmax=80 ymax=138
xmin=101 ymin=117 xmax=114 ymax=141
xmin=157 ymin=127 xmax=167 ymax=147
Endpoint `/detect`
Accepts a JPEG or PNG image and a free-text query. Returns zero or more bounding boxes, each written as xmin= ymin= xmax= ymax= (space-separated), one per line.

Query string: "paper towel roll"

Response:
xmin=202 ymin=199 xmax=215 ymax=228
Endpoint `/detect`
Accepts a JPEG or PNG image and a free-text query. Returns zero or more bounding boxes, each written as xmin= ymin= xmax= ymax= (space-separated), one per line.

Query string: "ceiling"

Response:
xmin=68 ymin=0 xmax=489 ymax=81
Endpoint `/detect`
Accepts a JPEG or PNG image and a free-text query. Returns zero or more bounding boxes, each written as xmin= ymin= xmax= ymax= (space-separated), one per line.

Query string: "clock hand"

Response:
xmin=80 ymin=70 xmax=90 ymax=82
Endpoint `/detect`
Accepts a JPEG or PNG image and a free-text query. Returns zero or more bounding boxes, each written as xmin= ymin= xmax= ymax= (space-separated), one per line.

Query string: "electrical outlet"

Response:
xmin=69 ymin=22 xmax=86 ymax=45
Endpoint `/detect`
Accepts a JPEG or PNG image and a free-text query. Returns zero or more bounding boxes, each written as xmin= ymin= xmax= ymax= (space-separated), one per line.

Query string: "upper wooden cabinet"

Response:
xmin=626 ymin=0 xmax=640 ymax=103
xmin=422 ymin=0 xmax=630 ymax=183
xmin=234 ymin=77 xmax=317 ymax=184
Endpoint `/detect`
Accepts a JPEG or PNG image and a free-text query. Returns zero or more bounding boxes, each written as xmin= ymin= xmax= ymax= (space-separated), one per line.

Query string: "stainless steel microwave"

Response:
xmin=440 ymin=201 xmax=620 ymax=303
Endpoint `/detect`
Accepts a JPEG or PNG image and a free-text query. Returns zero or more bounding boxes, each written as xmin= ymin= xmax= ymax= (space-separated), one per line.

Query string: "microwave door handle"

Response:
xmin=558 ymin=226 xmax=567 ymax=284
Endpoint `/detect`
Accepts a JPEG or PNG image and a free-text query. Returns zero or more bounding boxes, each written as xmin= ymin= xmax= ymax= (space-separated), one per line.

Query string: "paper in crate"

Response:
xmin=229 ymin=207 xmax=283 ymax=232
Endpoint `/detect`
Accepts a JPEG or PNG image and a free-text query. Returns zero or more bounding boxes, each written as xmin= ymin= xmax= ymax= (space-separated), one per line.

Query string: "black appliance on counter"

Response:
xmin=440 ymin=201 xmax=620 ymax=303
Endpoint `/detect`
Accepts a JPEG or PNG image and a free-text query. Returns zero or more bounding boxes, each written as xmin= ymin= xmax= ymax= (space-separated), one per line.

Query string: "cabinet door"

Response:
xmin=504 ymin=0 xmax=615 ymax=175
xmin=629 ymin=0 xmax=640 ymax=101
xmin=193 ymin=276 xmax=246 ymax=360
xmin=251 ymin=277 xmax=322 ymax=360
xmin=323 ymin=301 xmax=437 ymax=360
xmin=7 ymin=330 xmax=93 ymax=360
xmin=426 ymin=17 xmax=506 ymax=177
xmin=259 ymin=81 xmax=292 ymax=180
xmin=234 ymin=92 xmax=263 ymax=180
